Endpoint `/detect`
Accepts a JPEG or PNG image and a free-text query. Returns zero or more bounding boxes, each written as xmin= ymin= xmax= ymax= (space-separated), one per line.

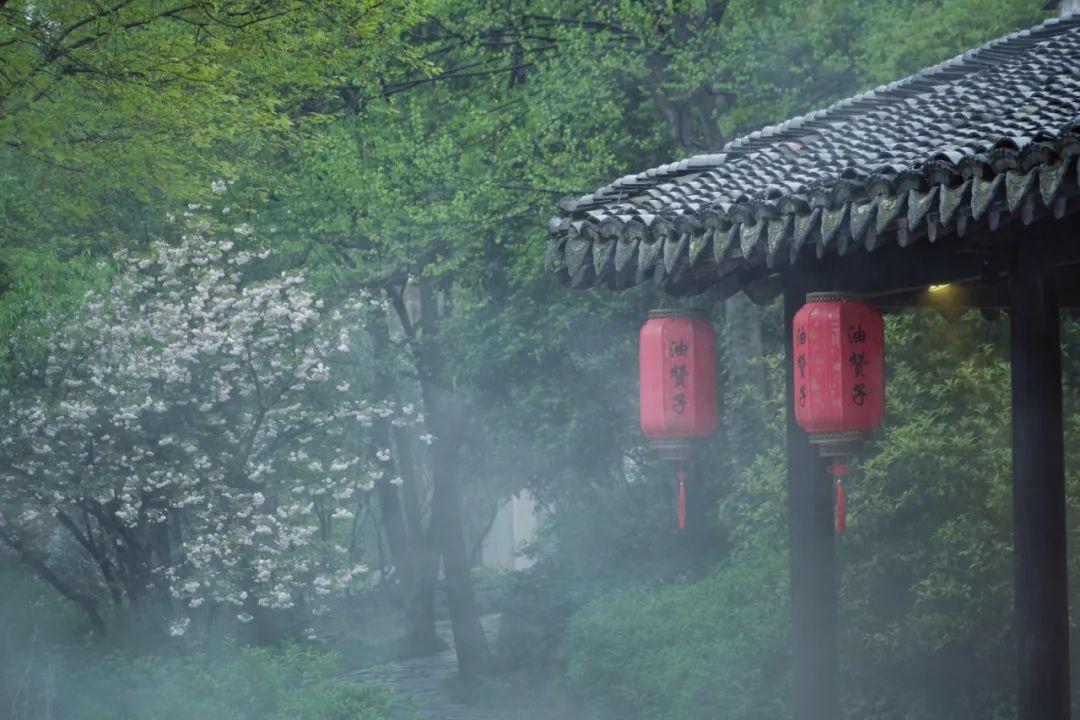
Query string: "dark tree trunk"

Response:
xmin=429 ymin=432 xmax=491 ymax=678
xmin=390 ymin=423 xmax=439 ymax=651
xmin=416 ymin=278 xmax=490 ymax=678
xmin=367 ymin=310 xmax=438 ymax=652
xmin=248 ymin=604 xmax=285 ymax=646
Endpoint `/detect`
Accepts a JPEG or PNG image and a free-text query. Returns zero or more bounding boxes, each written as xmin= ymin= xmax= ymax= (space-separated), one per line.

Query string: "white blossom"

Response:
xmin=169 ymin=617 xmax=191 ymax=637
xmin=0 ymin=210 xmax=381 ymax=639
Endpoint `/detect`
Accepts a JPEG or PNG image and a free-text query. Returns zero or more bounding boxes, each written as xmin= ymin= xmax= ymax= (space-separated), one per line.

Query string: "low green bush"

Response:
xmin=471 ymin=565 xmax=515 ymax=615
xmin=8 ymin=630 xmax=404 ymax=719
xmin=561 ymin=550 xmax=790 ymax=720
xmin=67 ymin=645 xmax=406 ymax=720
xmin=495 ymin=475 xmax=720 ymax=674
xmin=1 ymin=562 xmax=409 ymax=720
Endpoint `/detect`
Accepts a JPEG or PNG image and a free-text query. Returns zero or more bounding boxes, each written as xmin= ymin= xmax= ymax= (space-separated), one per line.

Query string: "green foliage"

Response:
xmin=0 ymin=563 xmax=95 ymax=657
xmin=0 ymin=0 xmax=426 ymax=344
xmin=59 ymin=646 xmax=403 ymax=720
xmin=556 ymin=311 xmax=1080 ymax=720
xmin=562 ymin=550 xmax=790 ymax=720
xmin=20 ymin=641 xmax=404 ymax=720
xmin=730 ymin=313 xmax=1041 ymax=718
xmin=839 ymin=314 xmax=1017 ymax=719
xmin=1 ymin=562 xmax=407 ymax=720
xmin=854 ymin=0 xmax=1046 ymax=82
xmin=496 ymin=475 xmax=711 ymax=672
xmin=0 ymin=1 xmax=424 ymax=230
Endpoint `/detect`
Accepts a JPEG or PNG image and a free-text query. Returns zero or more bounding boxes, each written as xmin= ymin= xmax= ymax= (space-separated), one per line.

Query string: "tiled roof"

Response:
xmin=547 ymin=14 xmax=1080 ymax=296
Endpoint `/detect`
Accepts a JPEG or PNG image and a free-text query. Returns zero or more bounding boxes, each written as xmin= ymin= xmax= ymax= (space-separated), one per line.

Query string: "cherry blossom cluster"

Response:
xmin=0 ymin=195 xmax=425 ymax=637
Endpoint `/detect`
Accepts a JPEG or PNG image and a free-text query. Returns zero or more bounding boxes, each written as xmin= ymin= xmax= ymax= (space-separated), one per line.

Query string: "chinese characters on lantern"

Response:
xmin=849 ymin=323 xmax=868 ymax=407
xmin=797 ymin=326 xmax=808 ymax=409
xmin=670 ymin=339 xmax=689 ymax=414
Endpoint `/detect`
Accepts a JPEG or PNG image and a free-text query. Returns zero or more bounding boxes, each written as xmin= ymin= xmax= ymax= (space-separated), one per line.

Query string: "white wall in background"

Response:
xmin=480 ymin=490 xmax=540 ymax=571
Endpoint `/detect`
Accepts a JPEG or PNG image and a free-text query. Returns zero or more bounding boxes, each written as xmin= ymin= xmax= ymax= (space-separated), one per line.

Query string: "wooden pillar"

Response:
xmin=784 ymin=282 xmax=839 ymax=720
xmin=1010 ymin=238 xmax=1070 ymax=720
xmin=683 ymin=457 xmax=707 ymax=540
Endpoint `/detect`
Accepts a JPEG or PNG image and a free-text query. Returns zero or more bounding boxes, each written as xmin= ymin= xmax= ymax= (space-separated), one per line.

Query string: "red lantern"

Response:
xmin=793 ymin=293 xmax=885 ymax=532
xmin=640 ymin=309 xmax=718 ymax=530
xmin=640 ymin=309 xmax=718 ymax=455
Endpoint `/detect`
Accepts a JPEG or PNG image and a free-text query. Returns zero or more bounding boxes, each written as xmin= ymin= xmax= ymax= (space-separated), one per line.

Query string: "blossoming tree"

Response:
xmin=0 ymin=202 xmax=417 ymax=639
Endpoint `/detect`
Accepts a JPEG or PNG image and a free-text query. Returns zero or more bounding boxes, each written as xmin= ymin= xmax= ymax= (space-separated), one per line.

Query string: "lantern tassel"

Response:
xmin=835 ymin=478 xmax=847 ymax=534
xmin=676 ymin=465 xmax=687 ymax=531
xmin=829 ymin=463 xmax=848 ymax=534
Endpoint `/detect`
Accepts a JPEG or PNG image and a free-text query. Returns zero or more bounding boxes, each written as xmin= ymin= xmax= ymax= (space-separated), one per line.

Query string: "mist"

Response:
xmin=3 ymin=1 xmax=1079 ymax=719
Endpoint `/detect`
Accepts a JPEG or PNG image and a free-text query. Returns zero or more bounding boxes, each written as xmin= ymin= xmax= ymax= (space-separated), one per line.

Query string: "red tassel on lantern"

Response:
xmin=830 ymin=463 xmax=848 ymax=533
xmin=676 ymin=466 xmax=687 ymax=530
xmin=835 ymin=480 xmax=847 ymax=533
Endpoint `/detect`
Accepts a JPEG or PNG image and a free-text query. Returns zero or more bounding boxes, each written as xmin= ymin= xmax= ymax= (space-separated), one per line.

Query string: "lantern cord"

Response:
xmin=828 ymin=463 xmax=848 ymax=534
xmin=676 ymin=465 xmax=687 ymax=531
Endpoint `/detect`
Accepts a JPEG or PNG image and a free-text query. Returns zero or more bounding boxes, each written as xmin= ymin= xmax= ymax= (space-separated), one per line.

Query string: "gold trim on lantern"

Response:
xmin=804 ymin=291 xmax=868 ymax=304
xmin=648 ymin=437 xmax=703 ymax=461
xmin=808 ymin=430 xmax=869 ymax=457
xmin=647 ymin=308 xmax=708 ymax=320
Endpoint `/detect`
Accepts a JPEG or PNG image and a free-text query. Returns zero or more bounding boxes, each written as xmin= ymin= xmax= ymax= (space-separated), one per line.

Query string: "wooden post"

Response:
xmin=784 ymin=282 xmax=839 ymax=720
xmin=682 ymin=457 xmax=707 ymax=540
xmin=1010 ymin=238 xmax=1070 ymax=720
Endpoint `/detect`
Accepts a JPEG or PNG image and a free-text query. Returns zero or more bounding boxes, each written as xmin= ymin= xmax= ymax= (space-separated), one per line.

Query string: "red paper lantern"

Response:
xmin=639 ymin=309 xmax=718 ymax=458
xmin=793 ymin=293 xmax=885 ymax=455
xmin=640 ymin=309 xmax=718 ymax=531
xmin=793 ymin=293 xmax=885 ymax=534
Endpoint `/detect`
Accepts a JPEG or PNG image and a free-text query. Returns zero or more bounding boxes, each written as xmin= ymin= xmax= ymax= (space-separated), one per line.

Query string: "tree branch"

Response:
xmin=0 ymin=522 xmax=107 ymax=635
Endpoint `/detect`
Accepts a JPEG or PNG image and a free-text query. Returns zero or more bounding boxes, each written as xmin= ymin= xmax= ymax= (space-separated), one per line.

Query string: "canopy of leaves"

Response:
xmin=0 ymin=0 xmax=426 ymax=346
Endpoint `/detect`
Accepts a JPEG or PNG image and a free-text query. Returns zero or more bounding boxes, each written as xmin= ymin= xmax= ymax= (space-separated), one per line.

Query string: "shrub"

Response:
xmin=8 ymin=641 xmax=406 ymax=720
xmin=1 ymin=562 xmax=408 ymax=720
xmin=495 ymin=478 xmax=699 ymax=673
xmin=561 ymin=550 xmax=790 ymax=720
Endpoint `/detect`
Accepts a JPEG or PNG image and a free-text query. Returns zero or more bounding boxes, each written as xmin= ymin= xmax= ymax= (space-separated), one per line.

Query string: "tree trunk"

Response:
xmin=416 ymin=278 xmax=490 ymax=677
xmin=395 ymin=430 xmax=440 ymax=653
xmin=429 ymin=432 xmax=491 ymax=678
xmin=367 ymin=309 xmax=438 ymax=652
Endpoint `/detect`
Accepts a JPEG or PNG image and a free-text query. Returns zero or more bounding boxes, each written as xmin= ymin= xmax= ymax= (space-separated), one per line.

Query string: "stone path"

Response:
xmin=347 ymin=614 xmax=550 ymax=720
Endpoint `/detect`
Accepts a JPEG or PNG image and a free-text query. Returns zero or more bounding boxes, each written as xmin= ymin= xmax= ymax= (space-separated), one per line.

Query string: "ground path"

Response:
xmin=347 ymin=614 xmax=571 ymax=720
